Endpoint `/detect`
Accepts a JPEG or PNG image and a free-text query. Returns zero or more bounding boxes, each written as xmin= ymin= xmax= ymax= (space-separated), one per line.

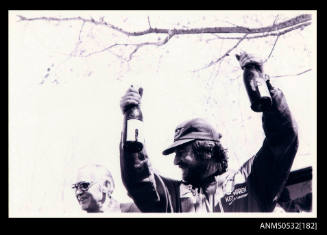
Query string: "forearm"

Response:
xmin=120 ymin=137 xmax=159 ymax=193
xmin=120 ymin=137 xmax=163 ymax=211
xmin=248 ymin=87 xmax=299 ymax=210
xmin=262 ymin=87 xmax=299 ymax=156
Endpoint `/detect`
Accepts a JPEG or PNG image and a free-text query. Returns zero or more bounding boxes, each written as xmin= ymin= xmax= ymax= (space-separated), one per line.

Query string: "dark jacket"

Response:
xmin=120 ymin=88 xmax=298 ymax=212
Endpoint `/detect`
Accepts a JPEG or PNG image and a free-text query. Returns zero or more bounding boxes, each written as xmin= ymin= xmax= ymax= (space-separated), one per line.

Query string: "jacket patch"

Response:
xmin=223 ymin=183 xmax=248 ymax=206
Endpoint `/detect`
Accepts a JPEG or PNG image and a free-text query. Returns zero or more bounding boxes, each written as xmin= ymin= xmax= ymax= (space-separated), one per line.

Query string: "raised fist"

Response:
xmin=236 ymin=52 xmax=264 ymax=73
xmin=120 ymin=86 xmax=143 ymax=113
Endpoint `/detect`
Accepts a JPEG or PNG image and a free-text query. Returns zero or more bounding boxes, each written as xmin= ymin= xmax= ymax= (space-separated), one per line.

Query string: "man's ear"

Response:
xmin=103 ymin=179 xmax=114 ymax=195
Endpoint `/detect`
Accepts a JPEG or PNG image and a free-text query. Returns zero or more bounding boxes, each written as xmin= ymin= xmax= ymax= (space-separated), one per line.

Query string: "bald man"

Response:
xmin=72 ymin=164 xmax=139 ymax=213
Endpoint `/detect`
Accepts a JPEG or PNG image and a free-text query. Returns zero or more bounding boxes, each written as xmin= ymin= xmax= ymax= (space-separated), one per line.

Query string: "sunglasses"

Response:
xmin=72 ymin=181 xmax=94 ymax=191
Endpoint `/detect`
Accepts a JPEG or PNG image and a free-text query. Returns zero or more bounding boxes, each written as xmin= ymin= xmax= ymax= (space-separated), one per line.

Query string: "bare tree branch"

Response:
xmin=17 ymin=14 xmax=311 ymax=36
xmin=125 ymin=34 xmax=175 ymax=61
xmin=80 ymin=43 xmax=129 ymax=58
xmin=206 ymin=22 xmax=311 ymax=41
xmin=147 ymin=16 xmax=152 ymax=29
xmin=194 ymin=34 xmax=248 ymax=72
xmin=270 ymin=69 xmax=312 ymax=78
xmin=17 ymin=13 xmax=312 ymax=68
xmin=79 ymin=33 xmax=174 ymax=61
xmin=262 ymin=15 xmax=281 ymax=63
xmin=273 ymin=14 xmax=280 ymax=26
xmin=70 ymin=21 xmax=85 ymax=56
xmin=230 ymin=68 xmax=312 ymax=82
xmin=78 ymin=21 xmax=85 ymax=42
xmin=263 ymin=35 xmax=280 ymax=63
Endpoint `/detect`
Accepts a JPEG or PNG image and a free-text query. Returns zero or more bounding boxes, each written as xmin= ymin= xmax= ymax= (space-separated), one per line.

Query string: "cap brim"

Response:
xmin=162 ymin=139 xmax=195 ymax=155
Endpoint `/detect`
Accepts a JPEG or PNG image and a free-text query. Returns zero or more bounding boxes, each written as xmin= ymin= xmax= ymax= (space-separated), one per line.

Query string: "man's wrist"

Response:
xmin=243 ymin=62 xmax=263 ymax=73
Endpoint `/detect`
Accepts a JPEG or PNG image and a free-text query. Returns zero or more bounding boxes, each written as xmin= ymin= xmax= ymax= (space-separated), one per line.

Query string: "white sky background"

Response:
xmin=9 ymin=10 xmax=316 ymax=217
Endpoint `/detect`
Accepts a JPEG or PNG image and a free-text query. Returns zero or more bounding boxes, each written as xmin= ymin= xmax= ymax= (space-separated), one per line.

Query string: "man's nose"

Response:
xmin=174 ymin=154 xmax=181 ymax=165
xmin=75 ymin=188 xmax=83 ymax=195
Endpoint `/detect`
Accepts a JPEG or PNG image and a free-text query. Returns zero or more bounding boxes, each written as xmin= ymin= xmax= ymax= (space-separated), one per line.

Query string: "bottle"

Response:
xmin=123 ymin=86 xmax=144 ymax=153
xmin=240 ymin=60 xmax=272 ymax=112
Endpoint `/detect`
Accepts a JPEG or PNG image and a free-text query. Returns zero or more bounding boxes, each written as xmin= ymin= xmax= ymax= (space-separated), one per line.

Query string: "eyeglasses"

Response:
xmin=72 ymin=181 xmax=94 ymax=191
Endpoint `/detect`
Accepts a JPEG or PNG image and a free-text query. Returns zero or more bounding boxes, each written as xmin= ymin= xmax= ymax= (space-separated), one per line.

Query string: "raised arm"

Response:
xmin=119 ymin=87 xmax=171 ymax=212
xmin=237 ymin=53 xmax=299 ymax=211
xmin=250 ymin=86 xmax=298 ymax=210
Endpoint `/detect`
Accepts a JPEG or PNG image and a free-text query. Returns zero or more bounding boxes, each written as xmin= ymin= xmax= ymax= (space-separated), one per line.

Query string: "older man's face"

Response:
xmin=73 ymin=174 xmax=105 ymax=212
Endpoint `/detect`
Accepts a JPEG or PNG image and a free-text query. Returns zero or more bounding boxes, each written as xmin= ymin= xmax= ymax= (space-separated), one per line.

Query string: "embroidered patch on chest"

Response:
xmin=223 ymin=183 xmax=248 ymax=206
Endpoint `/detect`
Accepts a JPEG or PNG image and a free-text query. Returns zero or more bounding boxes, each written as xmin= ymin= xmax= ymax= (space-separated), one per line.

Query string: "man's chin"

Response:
xmin=81 ymin=203 xmax=89 ymax=210
xmin=79 ymin=198 xmax=90 ymax=210
xmin=182 ymin=175 xmax=193 ymax=184
xmin=182 ymin=174 xmax=201 ymax=186
xmin=181 ymin=169 xmax=189 ymax=179
xmin=182 ymin=174 xmax=189 ymax=183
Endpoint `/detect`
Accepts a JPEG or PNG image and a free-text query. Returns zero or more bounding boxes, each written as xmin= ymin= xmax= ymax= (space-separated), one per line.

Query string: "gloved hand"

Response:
xmin=120 ymin=86 xmax=143 ymax=113
xmin=236 ymin=52 xmax=264 ymax=73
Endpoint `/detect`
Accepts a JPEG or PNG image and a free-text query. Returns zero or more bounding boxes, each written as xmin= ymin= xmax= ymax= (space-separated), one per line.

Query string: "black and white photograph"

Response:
xmin=8 ymin=10 xmax=316 ymax=218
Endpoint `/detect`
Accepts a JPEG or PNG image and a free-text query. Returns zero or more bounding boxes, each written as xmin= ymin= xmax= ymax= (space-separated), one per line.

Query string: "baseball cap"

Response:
xmin=162 ymin=118 xmax=222 ymax=155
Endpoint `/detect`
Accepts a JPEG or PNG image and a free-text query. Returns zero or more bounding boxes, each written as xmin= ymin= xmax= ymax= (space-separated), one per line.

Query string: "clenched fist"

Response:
xmin=120 ymin=86 xmax=143 ymax=113
xmin=236 ymin=52 xmax=264 ymax=73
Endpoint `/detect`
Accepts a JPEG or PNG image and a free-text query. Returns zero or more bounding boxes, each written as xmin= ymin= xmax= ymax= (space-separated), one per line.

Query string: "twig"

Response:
xmin=193 ymin=34 xmax=248 ymax=72
xmin=147 ymin=16 xmax=152 ymax=29
xmin=263 ymin=35 xmax=280 ymax=63
xmin=127 ymin=34 xmax=174 ymax=61
xmin=70 ymin=21 xmax=85 ymax=56
xmin=80 ymin=43 xmax=129 ymax=58
xmin=78 ymin=21 xmax=85 ymax=42
xmin=79 ymin=33 xmax=174 ymax=61
xmin=270 ymin=69 xmax=312 ymax=78
xmin=273 ymin=14 xmax=280 ymax=26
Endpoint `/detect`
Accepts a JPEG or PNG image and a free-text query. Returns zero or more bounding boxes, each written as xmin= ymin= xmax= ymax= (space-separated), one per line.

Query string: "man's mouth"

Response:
xmin=77 ymin=195 xmax=89 ymax=203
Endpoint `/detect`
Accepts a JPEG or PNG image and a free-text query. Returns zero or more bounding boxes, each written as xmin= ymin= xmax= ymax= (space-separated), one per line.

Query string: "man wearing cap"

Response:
xmin=119 ymin=52 xmax=298 ymax=212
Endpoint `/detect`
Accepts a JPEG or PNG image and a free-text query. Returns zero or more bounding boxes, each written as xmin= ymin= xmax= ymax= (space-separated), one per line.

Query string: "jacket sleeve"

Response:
xmin=241 ymin=87 xmax=299 ymax=211
xmin=119 ymin=136 xmax=172 ymax=212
